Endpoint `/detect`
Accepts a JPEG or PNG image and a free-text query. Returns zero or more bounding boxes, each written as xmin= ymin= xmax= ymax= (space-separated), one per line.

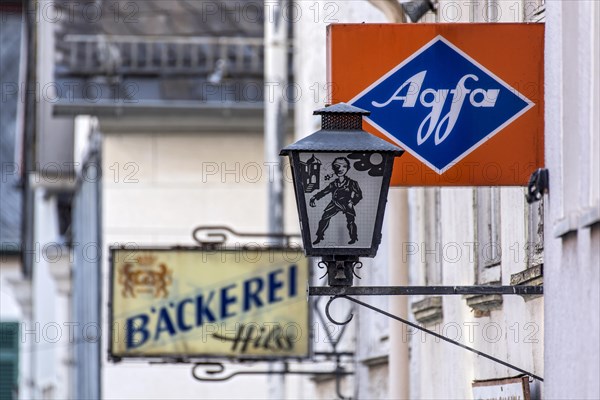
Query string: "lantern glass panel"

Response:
xmin=298 ymin=151 xmax=385 ymax=250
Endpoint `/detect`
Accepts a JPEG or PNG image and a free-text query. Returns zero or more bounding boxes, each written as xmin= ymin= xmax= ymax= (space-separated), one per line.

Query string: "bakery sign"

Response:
xmin=109 ymin=247 xmax=309 ymax=360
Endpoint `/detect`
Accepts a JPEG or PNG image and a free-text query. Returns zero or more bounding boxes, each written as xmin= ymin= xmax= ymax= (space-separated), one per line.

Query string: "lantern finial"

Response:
xmin=314 ymin=103 xmax=370 ymax=130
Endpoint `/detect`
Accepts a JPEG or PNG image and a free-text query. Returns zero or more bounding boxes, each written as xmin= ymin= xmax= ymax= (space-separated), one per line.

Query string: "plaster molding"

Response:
xmin=464 ymin=293 xmax=503 ymax=318
xmin=46 ymin=245 xmax=72 ymax=296
xmin=411 ymin=296 xmax=443 ymax=326
xmin=510 ymin=265 xmax=543 ymax=301
xmin=6 ymin=276 xmax=33 ymax=319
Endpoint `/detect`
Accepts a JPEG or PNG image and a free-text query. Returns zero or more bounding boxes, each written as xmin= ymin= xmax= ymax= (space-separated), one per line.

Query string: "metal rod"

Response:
xmin=265 ymin=0 xmax=288 ymax=244
xmin=191 ymin=366 xmax=353 ymax=382
xmin=265 ymin=3 xmax=289 ymax=397
xmin=314 ymin=351 xmax=355 ymax=358
xmin=309 ymin=285 xmax=543 ymax=296
xmin=336 ymin=295 xmax=544 ymax=382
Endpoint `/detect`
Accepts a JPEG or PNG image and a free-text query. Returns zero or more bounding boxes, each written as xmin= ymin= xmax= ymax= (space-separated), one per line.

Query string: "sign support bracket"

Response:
xmin=309 ymin=285 xmax=542 ymax=296
xmin=187 ymin=226 xmax=355 ymax=400
xmin=191 ymin=352 xmax=354 ymax=400
xmin=315 ymin=294 xmax=544 ymax=383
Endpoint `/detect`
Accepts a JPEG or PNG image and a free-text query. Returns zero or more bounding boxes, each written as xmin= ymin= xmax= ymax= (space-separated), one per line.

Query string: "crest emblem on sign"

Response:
xmin=351 ymin=35 xmax=534 ymax=174
xmin=118 ymin=255 xmax=172 ymax=298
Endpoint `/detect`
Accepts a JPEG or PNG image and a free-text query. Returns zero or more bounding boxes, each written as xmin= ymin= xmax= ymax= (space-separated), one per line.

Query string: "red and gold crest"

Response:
xmin=118 ymin=254 xmax=172 ymax=298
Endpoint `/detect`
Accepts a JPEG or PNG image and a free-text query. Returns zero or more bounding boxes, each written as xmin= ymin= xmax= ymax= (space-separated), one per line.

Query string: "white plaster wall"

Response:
xmin=24 ymin=5 xmax=78 ymax=395
xmin=292 ymin=2 xmax=546 ymax=398
xmin=411 ymin=188 xmax=477 ymax=399
xmin=101 ymin=127 xmax=287 ymax=399
xmin=0 ymin=258 xmax=22 ymax=321
xmin=35 ymin=1 xmax=74 ymax=174
xmin=1 ymin=254 xmax=38 ymax=400
xmin=103 ymin=132 xmax=268 ymax=238
xmin=0 ymin=258 xmax=26 ymax=399
xmin=29 ymin=190 xmax=73 ymax=400
xmin=356 ymin=240 xmax=391 ymax=400
xmin=90 ymin=1 xmax=600 ymax=399
xmin=292 ymin=0 xmax=386 ymax=140
xmin=403 ymin=2 xmax=546 ymax=398
xmin=544 ymin=1 xmax=600 ymax=398
xmin=407 ymin=188 xmax=545 ymax=399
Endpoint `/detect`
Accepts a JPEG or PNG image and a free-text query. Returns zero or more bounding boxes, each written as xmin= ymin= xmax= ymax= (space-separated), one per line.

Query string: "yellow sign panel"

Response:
xmin=109 ymin=248 xmax=309 ymax=360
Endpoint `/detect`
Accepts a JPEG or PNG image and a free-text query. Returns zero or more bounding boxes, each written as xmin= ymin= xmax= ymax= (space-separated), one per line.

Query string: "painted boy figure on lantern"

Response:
xmin=309 ymin=157 xmax=363 ymax=245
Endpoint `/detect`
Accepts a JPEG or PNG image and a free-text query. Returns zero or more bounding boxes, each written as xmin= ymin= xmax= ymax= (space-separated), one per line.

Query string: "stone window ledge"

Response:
xmin=553 ymin=205 xmax=600 ymax=238
xmin=510 ymin=264 xmax=543 ymax=301
xmin=411 ymin=296 xmax=443 ymax=326
xmin=361 ymin=355 xmax=388 ymax=367
xmin=311 ymin=373 xmax=337 ymax=383
xmin=464 ymin=284 xmax=503 ymax=317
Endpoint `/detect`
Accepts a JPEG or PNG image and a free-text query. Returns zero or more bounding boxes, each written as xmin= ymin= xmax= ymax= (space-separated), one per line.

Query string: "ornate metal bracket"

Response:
xmin=191 ymin=359 xmax=352 ymax=382
xmin=325 ymin=296 xmax=355 ymax=326
xmin=321 ymin=295 xmax=544 ymax=382
xmin=192 ymin=225 xmax=301 ymax=248
xmin=190 ymin=299 xmax=356 ymax=399
xmin=192 ymin=353 xmax=354 ymax=400
xmin=186 ymin=228 xmax=357 ymax=400
xmin=313 ymin=296 xmax=354 ymax=351
xmin=317 ymin=256 xmax=363 ymax=286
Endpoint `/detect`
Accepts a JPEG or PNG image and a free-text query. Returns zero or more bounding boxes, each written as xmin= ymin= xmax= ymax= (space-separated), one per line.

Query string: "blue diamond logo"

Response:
xmin=351 ymin=36 xmax=534 ymax=174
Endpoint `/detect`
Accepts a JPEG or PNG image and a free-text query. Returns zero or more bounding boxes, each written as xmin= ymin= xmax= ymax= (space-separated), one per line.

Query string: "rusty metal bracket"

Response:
xmin=526 ymin=168 xmax=549 ymax=203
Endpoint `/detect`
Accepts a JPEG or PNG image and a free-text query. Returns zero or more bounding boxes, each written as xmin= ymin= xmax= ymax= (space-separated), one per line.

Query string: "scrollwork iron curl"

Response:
xmin=317 ymin=260 xmax=329 ymax=279
xmin=325 ymin=295 xmax=354 ymax=326
xmin=351 ymin=261 xmax=363 ymax=279
xmin=192 ymin=362 xmax=229 ymax=381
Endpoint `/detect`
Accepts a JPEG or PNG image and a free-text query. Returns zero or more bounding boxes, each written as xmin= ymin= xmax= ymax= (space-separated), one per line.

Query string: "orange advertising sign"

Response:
xmin=328 ymin=24 xmax=544 ymax=186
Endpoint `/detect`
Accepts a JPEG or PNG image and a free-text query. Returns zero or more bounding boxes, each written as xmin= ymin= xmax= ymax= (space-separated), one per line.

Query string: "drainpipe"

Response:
xmin=265 ymin=0 xmax=289 ymax=398
xmin=368 ymin=0 xmax=408 ymax=22
xmin=265 ymin=0 xmax=289 ymax=239
xmin=388 ymin=188 xmax=410 ymax=399
xmin=368 ymin=3 xmax=410 ymax=398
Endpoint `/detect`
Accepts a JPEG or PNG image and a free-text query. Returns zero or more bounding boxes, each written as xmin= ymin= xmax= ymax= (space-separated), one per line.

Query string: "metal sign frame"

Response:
xmin=107 ymin=244 xmax=312 ymax=363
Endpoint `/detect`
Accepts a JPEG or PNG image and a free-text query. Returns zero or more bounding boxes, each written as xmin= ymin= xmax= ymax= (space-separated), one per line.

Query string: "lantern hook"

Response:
xmin=325 ymin=295 xmax=354 ymax=326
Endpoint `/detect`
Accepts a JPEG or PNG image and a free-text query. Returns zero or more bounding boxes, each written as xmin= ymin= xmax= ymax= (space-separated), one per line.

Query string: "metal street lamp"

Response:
xmin=280 ymin=103 xmax=404 ymax=286
xmin=279 ymin=103 xmax=544 ymax=384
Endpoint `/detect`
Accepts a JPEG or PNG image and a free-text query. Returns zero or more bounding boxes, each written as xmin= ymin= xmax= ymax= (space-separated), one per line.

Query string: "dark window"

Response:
xmin=0 ymin=322 xmax=19 ymax=400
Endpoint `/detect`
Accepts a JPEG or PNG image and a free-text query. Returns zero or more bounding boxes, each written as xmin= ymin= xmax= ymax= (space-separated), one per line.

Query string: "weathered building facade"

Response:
xmin=2 ymin=0 xmax=598 ymax=399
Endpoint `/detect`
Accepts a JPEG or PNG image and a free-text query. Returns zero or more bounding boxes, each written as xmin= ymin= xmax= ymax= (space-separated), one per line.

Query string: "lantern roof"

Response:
xmin=313 ymin=102 xmax=371 ymax=115
xmin=280 ymin=103 xmax=404 ymax=156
